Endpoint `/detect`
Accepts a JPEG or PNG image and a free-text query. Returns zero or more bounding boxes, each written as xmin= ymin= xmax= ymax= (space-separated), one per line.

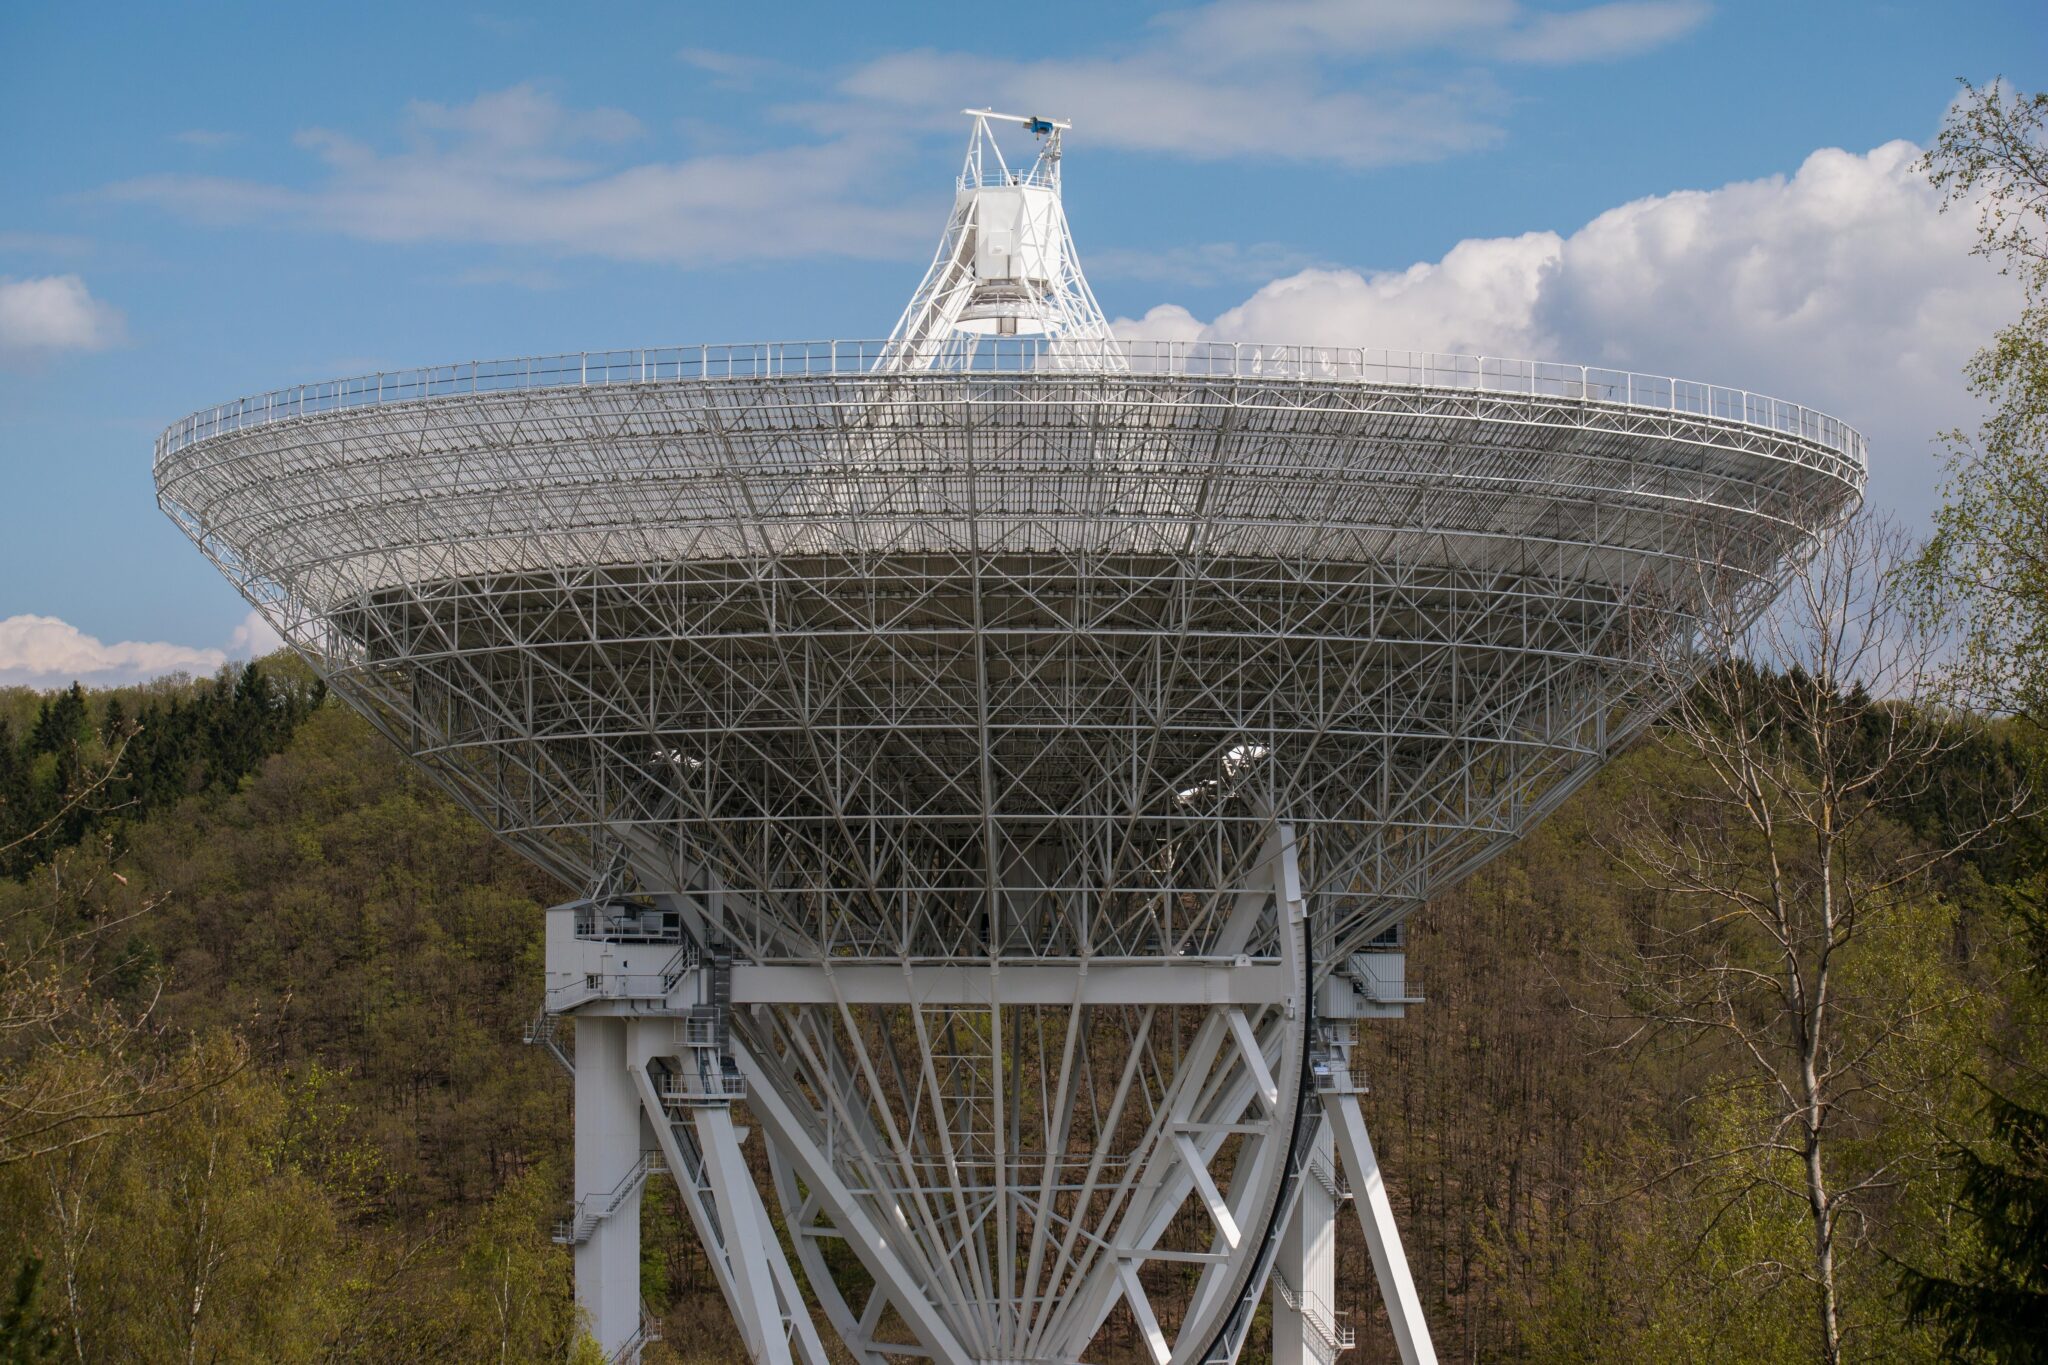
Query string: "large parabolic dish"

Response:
xmin=157 ymin=113 xmax=1864 ymax=1365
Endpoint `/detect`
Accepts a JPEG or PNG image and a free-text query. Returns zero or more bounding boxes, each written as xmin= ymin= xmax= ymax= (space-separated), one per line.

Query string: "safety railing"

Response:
xmin=554 ymin=1150 xmax=666 ymax=1245
xmin=572 ymin=899 xmax=685 ymax=944
xmin=522 ymin=1008 xmax=574 ymax=1077
xmin=1270 ymin=1265 xmax=1358 ymax=1357
xmin=658 ymin=1068 xmax=748 ymax=1106
xmin=545 ymin=969 xmax=688 ymax=1011
xmin=155 ymin=338 xmax=1867 ymax=472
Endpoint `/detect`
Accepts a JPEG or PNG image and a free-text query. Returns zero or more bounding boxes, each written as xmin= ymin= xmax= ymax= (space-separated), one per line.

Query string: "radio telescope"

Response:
xmin=156 ymin=110 xmax=1865 ymax=1364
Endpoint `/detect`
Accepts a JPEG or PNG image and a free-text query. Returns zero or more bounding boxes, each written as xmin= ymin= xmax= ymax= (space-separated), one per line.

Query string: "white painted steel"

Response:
xmin=695 ymin=1103 xmax=795 ymax=1365
xmin=1273 ymin=1124 xmax=1344 ymax=1365
xmin=626 ymin=1025 xmax=830 ymax=1365
xmin=1327 ymin=1088 xmax=1436 ymax=1365
xmin=153 ymin=361 xmax=1864 ymax=977
xmin=153 ymin=339 xmax=1868 ymax=471
xmin=572 ymin=1018 xmax=645 ymax=1359
xmin=156 ymin=112 xmax=1865 ymax=1365
xmin=881 ymin=112 xmax=1117 ymax=367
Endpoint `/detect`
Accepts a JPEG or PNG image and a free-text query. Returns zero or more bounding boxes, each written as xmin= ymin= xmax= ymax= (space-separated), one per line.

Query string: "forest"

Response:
xmin=1 ymin=83 xmax=2045 ymax=1365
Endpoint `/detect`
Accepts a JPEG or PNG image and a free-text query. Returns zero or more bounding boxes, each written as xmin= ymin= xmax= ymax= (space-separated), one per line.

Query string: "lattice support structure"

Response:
xmin=155 ymin=112 xmax=1866 ymax=1364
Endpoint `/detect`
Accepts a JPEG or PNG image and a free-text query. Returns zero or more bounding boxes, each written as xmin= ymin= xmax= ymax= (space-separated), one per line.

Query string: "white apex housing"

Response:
xmin=881 ymin=109 xmax=1120 ymax=370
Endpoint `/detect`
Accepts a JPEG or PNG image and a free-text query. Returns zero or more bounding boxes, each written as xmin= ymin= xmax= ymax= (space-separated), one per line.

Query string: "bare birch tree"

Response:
xmin=1607 ymin=512 xmax=2026 ymax=1363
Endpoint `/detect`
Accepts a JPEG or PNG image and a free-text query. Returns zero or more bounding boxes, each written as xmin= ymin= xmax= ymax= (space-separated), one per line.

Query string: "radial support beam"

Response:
xmin=1226 ymin=1008 xmax=1281 ymax=1113
xmin=1174 ymin=1133 xmax=1243 ymax=1251
xmin=764 ymin=1142 xmax=894 ymax=1365
xmin=731 ymin=1034 xmax=976 ymax=1365
xmin=1063 ymin=818 xmax=1310 ymax=1359
xmin=1118 ymin=1262 xmax=1173 ymax=1365
xmin=694 ymin=1104 xmax=796 ymax=1365
xmin=1324 ymin=1089 xmax=1437 ymax=1365
xmin=623 ymin=1021 xmax=827 ymax=1365
xmin=572 ymin=1016 xmax=645 ymax=1360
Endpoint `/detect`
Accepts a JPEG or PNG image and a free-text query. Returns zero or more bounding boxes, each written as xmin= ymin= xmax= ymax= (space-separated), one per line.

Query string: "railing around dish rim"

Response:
xmin=154 ymin=339 xmax=1867 ymax=472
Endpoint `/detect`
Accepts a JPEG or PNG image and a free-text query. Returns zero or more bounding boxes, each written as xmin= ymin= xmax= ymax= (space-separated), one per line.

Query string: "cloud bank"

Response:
xmin=106 ymin=83 xmax=927 ymax=267
xmin=1116 ymin=139 xmax=2015 ymax=520
xmin=0 ymin=612 xmax=283 ymax=689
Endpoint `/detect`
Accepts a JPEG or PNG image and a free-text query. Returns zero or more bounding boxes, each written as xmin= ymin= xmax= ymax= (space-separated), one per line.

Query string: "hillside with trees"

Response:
xmin=2 ymin=82 xmax=2044 ymax=1365
xmin=0 ymin=632 xmax=2039 ymax=1363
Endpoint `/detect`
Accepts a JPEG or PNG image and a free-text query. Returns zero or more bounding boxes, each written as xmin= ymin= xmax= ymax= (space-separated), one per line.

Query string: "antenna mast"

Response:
xmin=879 ymin=109 xmax=1122 ymax=372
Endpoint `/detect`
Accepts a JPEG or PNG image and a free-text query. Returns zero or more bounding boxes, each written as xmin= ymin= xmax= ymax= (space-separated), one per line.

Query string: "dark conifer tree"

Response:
xmin=1904 ymin=1088 xmax=2048 ymax=1363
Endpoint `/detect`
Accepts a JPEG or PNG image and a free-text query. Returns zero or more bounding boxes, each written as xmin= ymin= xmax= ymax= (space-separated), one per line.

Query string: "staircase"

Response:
xmin=1306 ymin=1149 xmax=1352 ymax=1203
xmin=1271 ymin=1264 xmax=1357 ymax=1362
xmin=608 ymin=1299 xmax=663 ymax=1364
xmin=554 ymin=1150 xmax=665 ymax=1246
xmin=1309 ymin=1025 xmax=1363 ymax=1095
xmin=523 ymin=1008 xmax=574 ymax=1076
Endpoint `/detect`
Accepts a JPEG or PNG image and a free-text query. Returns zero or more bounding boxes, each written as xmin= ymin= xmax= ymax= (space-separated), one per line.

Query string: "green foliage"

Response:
xmin=0 ymin=651 xmax=2040 ymax=1359
xmin=0 ymin=681 xmax=569 ymax=1361
xmin=0 ymin=1257 xmax=58 ymax=1365
xmin=448 ymin=1162 xmax=590 ymax=1363
xmin=1903 ymin=1086 xmax=2048 ymax=1362
xmin=0 ymin=661 xmax=324 ymax=877
xmin=1918 ymin=81 xmax=2048 ymax=721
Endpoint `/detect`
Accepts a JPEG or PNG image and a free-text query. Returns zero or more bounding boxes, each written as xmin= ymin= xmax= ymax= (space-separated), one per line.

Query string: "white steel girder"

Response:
xmin=879 ymin=110 xmax=1120 ymax=373
xmin=1272 ymin=1123 xmax=1346 ymax=1365
xmin=154 ymin=102 xmax=1859 ymax=1365
xmin=727 ymin=821 xmax=1312 ymax=1365
xmin=570 ymin=1017 xmax=646 ymax=1360
xmin=621 ymin=1021 xmax=829 ymax=1365
xmin=1324 ymin=1087 xmax=1437 ymax=1365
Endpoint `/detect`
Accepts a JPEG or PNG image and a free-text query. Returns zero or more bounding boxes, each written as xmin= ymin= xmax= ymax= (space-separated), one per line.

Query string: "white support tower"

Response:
xmin=157 ymin=108 xmax=1866 ymax=1364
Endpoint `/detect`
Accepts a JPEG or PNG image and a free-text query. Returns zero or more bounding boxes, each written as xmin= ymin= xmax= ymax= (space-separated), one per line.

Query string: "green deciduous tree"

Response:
xmin=1919 ymin=80 xmax=2048 ymax=722
xmin=0 ymin=1257 xmax=58 ymax=1364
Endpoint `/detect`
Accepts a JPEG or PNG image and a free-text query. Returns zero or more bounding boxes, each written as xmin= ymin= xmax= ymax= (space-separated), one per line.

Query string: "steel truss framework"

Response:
xmin=156 ymin=116 xmax=1866 ymax=1365
xmin=156 ymin=363 xmax=1862 ymax=967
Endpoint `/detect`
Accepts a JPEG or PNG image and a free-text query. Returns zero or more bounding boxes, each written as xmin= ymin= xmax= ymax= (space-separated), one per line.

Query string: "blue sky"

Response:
xmin=1 ymin=0 xmax=2043 ymax=684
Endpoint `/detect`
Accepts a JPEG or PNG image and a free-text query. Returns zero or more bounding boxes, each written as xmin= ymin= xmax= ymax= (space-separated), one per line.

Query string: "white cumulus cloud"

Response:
xmin=0 ymin=616 xmax=226 ymax=688
xmin=0 ymin=275 xmax=125 ymax=363
xmin=0 ymin=610 xmax=287 ymax=688
xmin=1116 ymin=139 xmax=2015 ymax=522
xmin=227 ymin=611 xmax=284 ymax=658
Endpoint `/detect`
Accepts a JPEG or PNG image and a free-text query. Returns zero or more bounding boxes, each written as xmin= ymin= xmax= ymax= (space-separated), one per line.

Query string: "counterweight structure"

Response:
xmin=156 ymin=112 xmax=1866 ymax=1365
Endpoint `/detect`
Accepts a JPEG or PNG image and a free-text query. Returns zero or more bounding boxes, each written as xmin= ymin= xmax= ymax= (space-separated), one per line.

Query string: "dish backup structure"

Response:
xmin=155 ymin=112 xmax=1866 ymax=1364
